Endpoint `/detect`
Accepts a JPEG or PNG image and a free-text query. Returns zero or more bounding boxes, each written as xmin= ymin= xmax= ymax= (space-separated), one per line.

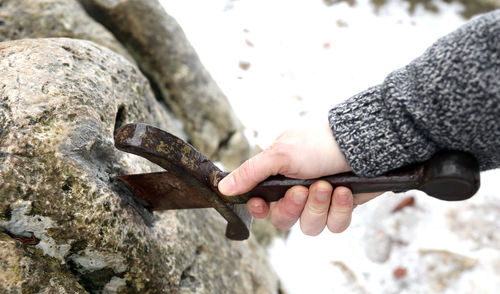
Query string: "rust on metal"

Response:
xmin=117 ymin=172 xmax=211 ymax=210
xmin=115 ymin=123 xmax=252 ymax=240
xmin=114 ymin=123 xmax=480 ymax=240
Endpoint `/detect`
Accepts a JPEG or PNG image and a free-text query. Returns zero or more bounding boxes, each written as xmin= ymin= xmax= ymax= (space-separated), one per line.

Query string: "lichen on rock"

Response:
xmin=0 ymin=200 xmax=71 ymax=262
xmin=0 ymin=38 xmax=278 ymax=293
xmin=0 ymin=0 xmax=133 ymax=61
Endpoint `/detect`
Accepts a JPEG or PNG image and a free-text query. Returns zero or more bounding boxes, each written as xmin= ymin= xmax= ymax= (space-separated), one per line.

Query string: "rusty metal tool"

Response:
xmin=114 ymin=123 xmax=480 ymax=240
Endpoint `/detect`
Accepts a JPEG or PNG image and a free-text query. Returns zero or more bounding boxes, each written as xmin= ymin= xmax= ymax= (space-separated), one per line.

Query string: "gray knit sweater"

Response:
xmin=329 ymin=10 xmax=500 ymax=177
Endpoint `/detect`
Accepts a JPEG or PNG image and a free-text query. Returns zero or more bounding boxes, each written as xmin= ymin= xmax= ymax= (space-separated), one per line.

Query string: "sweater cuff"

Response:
xmin=328 ymin=85 xmax=437 ymax=177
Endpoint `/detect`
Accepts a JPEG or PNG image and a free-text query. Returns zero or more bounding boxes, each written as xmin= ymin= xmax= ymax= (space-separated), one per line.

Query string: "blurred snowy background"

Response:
xmin=160 ymin=1 xmax=499 ymax=293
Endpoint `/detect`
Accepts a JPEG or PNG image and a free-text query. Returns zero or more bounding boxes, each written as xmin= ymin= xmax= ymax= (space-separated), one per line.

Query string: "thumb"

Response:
xmin=218 ymin=151 xmax=280 ymax=196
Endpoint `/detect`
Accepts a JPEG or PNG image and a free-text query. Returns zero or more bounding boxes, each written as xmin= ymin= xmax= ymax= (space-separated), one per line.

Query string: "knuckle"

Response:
xmin=282 ymin=195 xmax=305 ymax=217
xmin=282 ymin=204 xmax=301 ymax=219
xmin=268 ymin=141 xmax=287 ymax=155
xmin=306 ymin=200 xmax=330 ymax=215
xmin=307 ymin=205 xmax=327 ymax=216
xmin=269 ymin=204 xmax=297 ymax=230
xmin=332 ymin=204 xmax=352 ymax=214
xmin=266 ymin=142 xmax=290 ymax=168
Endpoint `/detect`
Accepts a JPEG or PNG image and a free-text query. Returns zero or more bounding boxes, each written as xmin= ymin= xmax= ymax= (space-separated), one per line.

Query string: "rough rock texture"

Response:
xmin=251 ymin=218 xmax=289 ymax=248
xmin=0 ymin=0 xmax=132 ymax=62
xmin=0 ymin=0 xmax=251 ymax=169
xmin=77 ymin=0 xmax=251 ymax=169
xmin=0 ymin=38 xmax=278 ymax=293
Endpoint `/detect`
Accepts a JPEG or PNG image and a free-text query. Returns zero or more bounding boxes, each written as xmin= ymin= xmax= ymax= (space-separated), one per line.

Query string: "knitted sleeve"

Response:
xmin=328 ymin=10 xmax=500 ymax=177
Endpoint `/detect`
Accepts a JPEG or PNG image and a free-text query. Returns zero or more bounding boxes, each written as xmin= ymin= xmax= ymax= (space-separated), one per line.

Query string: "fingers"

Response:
xmin=326 ymin=187 xmax=354 ymax=233
xmin=299 ymin=184 xmax=355 ymax=235
xmin=300 ymin=181 xmax=333 ymax=236
xmin=268 ymin=186 xmax=308 ymax=230
xmin=247 ymin=186 xmax=309 ymax=229
xmin=218 ymin=151 xmax=281 ymax=196
xmin=246 ymin=197 xmax=269 ymax=219
xmin=247 ymin=185 xmax=381 ymax=236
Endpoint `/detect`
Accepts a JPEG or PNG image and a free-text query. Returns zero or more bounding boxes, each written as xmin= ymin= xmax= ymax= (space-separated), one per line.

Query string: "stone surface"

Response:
xmin=0 ymin=0 xmax=132 ymax=62
xmin=0 ymin=232 xmax=88 ymax=294
xmin=0 ymin=38 xmax=278 ymax=293
xmin=78 ymin=0 xmax=251 ymax=169
xmin=251 ymin=218 xmax=289 ymax=248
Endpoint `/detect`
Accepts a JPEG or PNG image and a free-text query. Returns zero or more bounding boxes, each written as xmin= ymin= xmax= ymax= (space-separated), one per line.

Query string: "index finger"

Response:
xmin=218 ymin=150 xmax=282 ymax=196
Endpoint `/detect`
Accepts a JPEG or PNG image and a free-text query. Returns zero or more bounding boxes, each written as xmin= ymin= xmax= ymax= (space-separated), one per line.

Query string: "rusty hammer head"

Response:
xmin=114 ymin=123 xmax=253 ymax=240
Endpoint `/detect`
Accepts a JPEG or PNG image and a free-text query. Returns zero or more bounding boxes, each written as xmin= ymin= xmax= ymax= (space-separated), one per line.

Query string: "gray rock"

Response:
xmin=251 ymin=218 xmax=289 ymax=248
xmin=0 ymin=38 xmax=278 ymax=293
xmin=78 ymin=0 xmax=251 ymax=169
xmin=0 ymin=0 xmax=133 ymax=62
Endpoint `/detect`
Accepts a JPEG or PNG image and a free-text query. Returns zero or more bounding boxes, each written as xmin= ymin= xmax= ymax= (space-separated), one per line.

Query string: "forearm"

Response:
xmin=329 ymin=10 xmax=500 ymax=176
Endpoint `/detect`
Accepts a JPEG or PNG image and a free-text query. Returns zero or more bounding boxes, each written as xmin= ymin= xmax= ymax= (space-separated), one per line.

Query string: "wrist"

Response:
xmin=323 ymin=123 xmax=351 ymax=175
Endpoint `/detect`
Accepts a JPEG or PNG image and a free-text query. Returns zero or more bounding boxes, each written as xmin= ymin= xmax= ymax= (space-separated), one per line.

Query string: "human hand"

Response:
xmin=218 ymin=124 xmax=382 ymax=235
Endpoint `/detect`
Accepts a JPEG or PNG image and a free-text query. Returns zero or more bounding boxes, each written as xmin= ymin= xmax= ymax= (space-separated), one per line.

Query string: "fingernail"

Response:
xmin=219 ymin=174 xmax=235 ymax=195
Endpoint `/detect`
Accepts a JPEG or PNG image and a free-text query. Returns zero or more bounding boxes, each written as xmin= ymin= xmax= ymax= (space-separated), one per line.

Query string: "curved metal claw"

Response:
xmin=115 ymin=123 xmax=252 ymax=240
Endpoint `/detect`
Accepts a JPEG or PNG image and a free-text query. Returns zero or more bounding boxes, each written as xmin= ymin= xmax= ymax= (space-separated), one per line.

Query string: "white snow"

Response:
xmin=160 ymin=0 xmax=500 ymax=293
